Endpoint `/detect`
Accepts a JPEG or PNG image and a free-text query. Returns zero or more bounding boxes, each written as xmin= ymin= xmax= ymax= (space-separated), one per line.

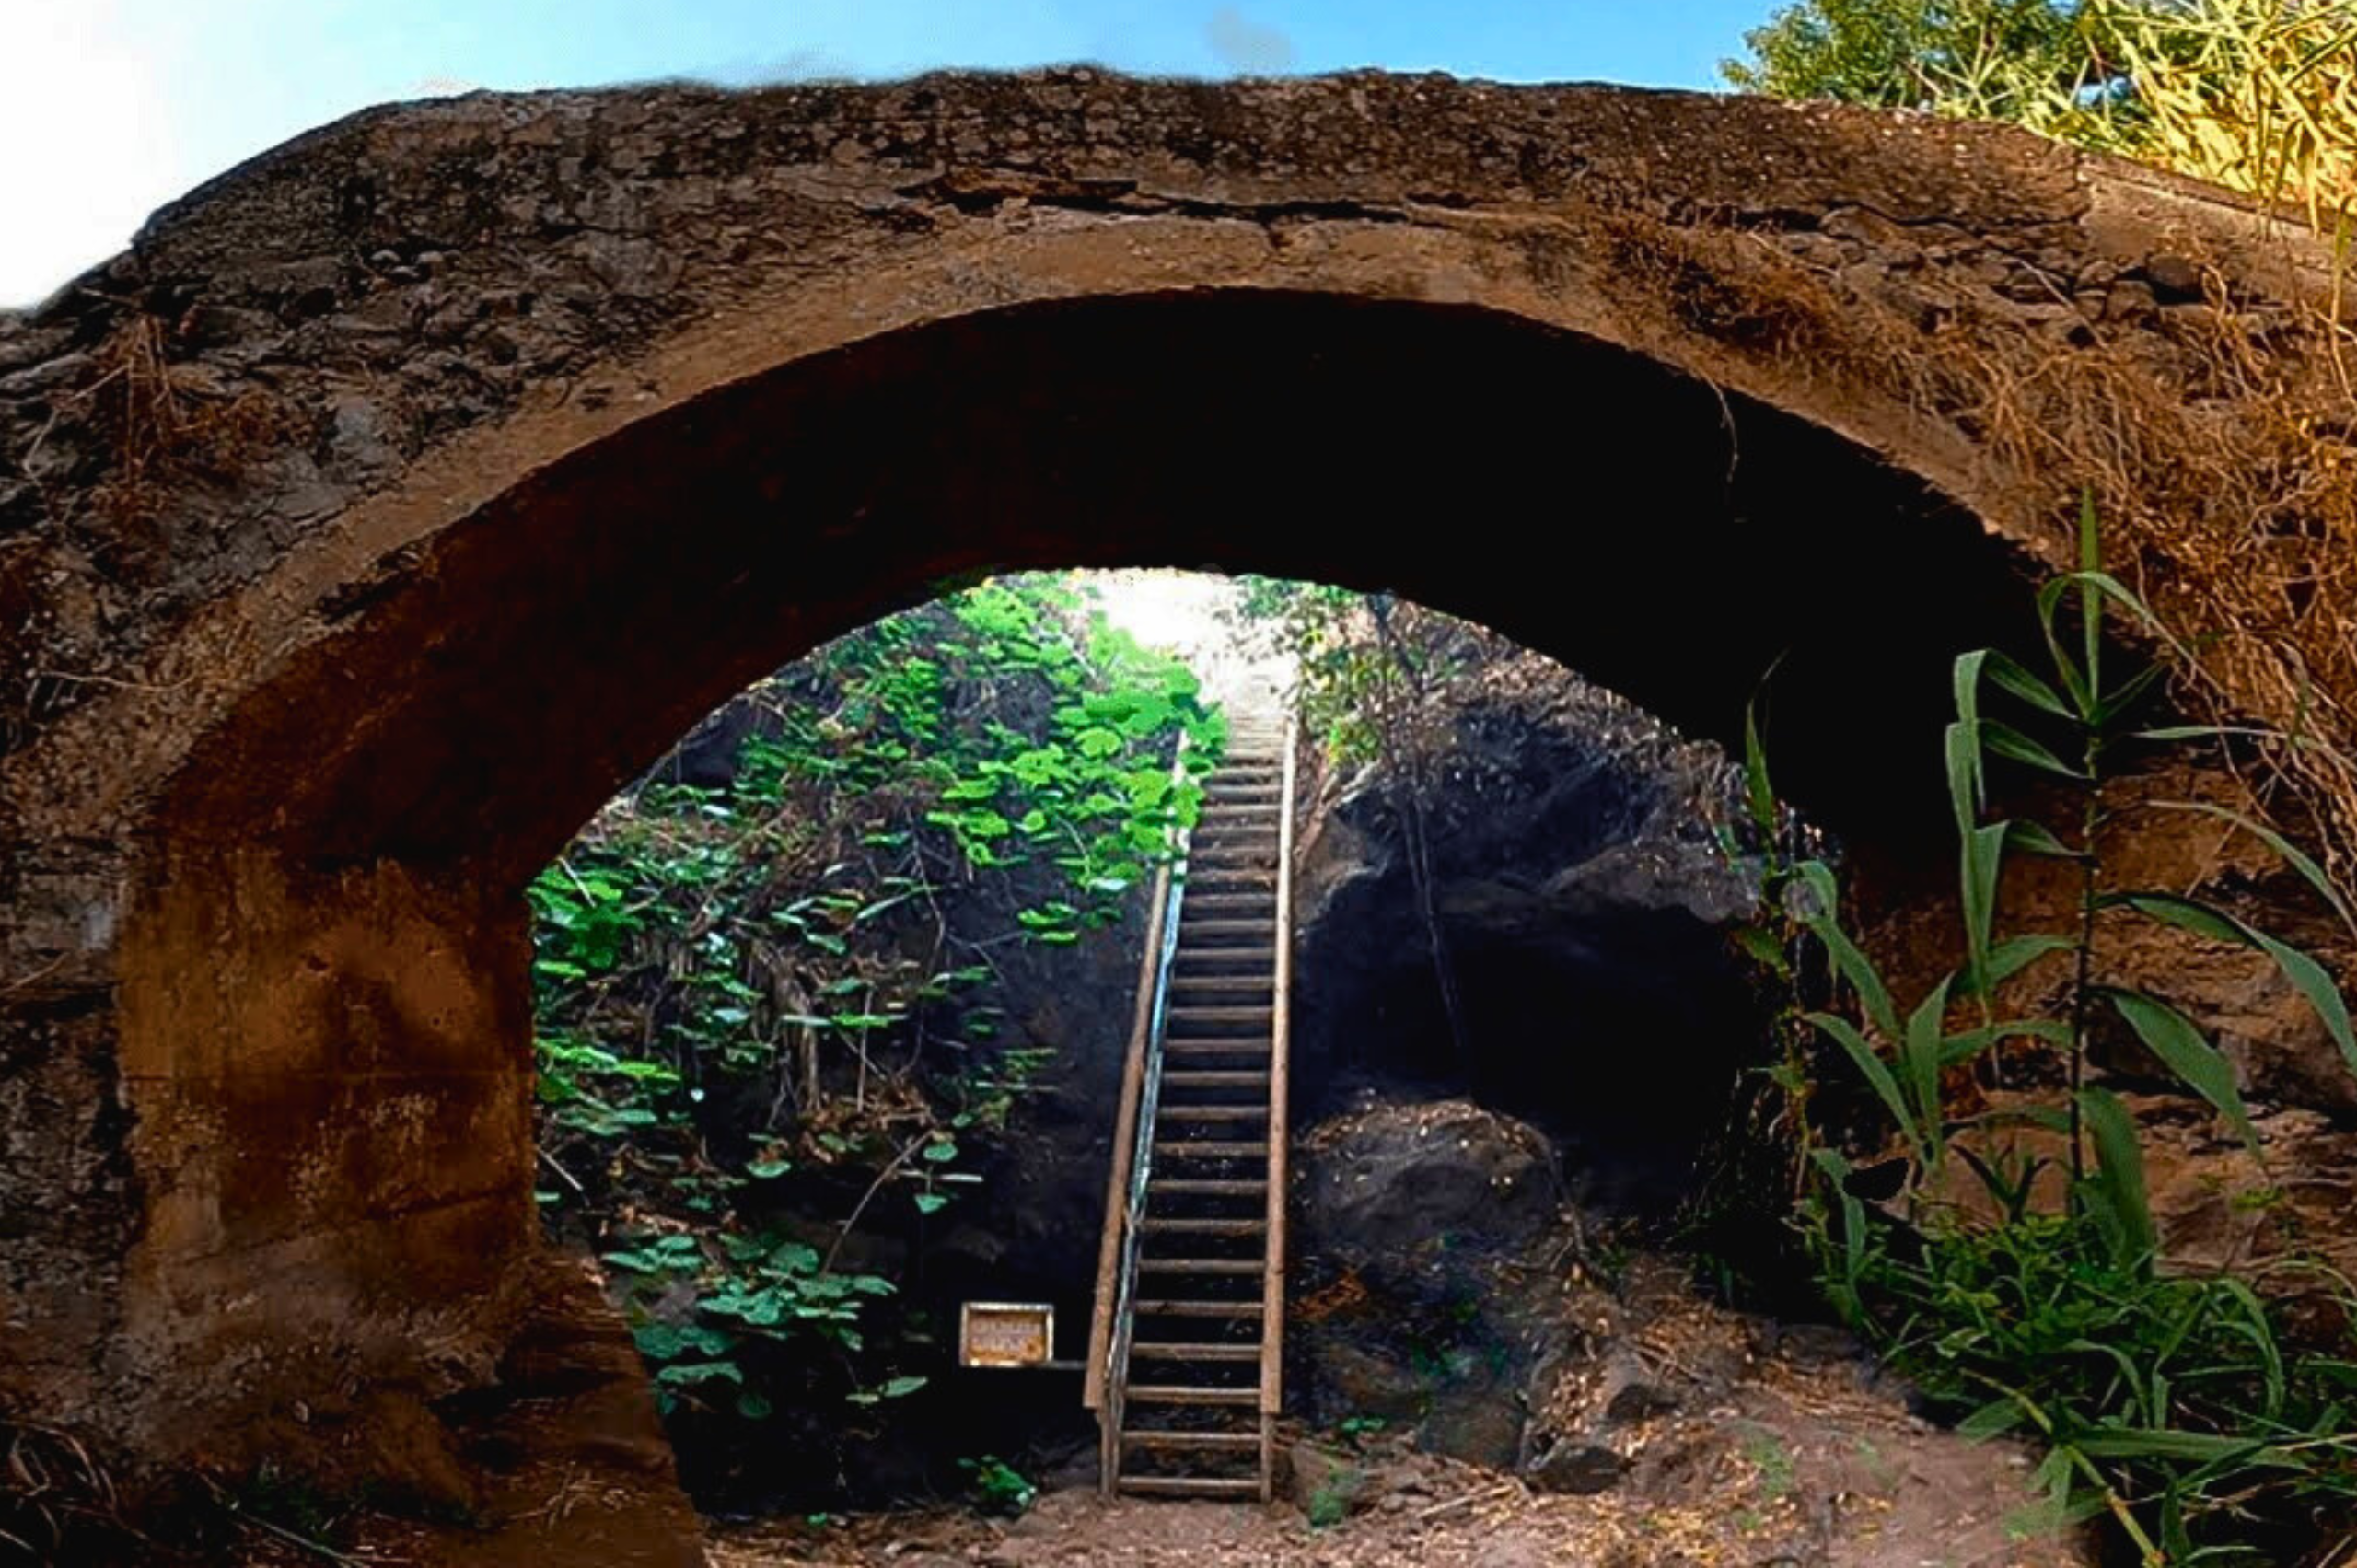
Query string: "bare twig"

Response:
xmin=537 ymin=1146 xmax=586 ymax=1195
xmin=821 ymin=1132 xmax=933 ymax=1274
xmin=1417 ymin=1480 xmax=1521 ymax=1521
xmin=198 ymin=1475 xmax=377 ymax=1567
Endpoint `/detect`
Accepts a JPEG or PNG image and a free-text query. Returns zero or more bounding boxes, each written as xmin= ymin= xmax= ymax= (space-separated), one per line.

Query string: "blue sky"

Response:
xmin=2 ymin=1 xmax=1773 ymax=305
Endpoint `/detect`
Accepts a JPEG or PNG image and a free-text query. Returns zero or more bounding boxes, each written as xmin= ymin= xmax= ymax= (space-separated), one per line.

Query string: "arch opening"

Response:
xmin=88 ymin=287 xmax=2060 ymax=1516
xmin=517 ymin=567 xmax=1796 ymax=1512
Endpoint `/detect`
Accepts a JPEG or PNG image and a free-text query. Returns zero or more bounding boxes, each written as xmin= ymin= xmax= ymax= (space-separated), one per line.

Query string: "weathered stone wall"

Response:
xmin=0 ymin=67 xmax=2347 ymax=1530
xmin=113 ymin=854 xmax=536 ymax=1453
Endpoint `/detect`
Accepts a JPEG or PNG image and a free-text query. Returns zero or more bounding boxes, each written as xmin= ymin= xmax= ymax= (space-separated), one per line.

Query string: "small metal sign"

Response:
xmin=960 ymin=1301 xmax=1055 ymax=1368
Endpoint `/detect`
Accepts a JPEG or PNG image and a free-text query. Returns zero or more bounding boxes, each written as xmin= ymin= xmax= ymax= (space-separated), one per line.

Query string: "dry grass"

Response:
xmin=1718 ymin=0 xmax=2357 ymax=882
xmin=77 ymin=313 xmax=299 ymax=531
xmin=1595 ymin=193 xmax=2357 ymax=889
xmin=1 ymin=1419 xmax=127 ymax=1561
xmin=2088 ymin=0 xmax=2357 ymax=233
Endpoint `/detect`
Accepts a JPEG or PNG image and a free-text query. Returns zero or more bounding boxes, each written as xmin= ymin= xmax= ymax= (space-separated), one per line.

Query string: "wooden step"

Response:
xmin=1180 ymin=893 xmax=1272 ymax=911
xmin=1178 ymin=921 xmax=1277 ymax=938
xmin=1115 ymin=1475 xmax=1263 ymax=1499
xmin=1164 ymin=1009 xmax=1272 ymax=1032
xmin=1121 ymin=1428 xmax=1262 ymax=1451
xmin=1123 ymin=1385 xmax=1260 ymax=1406
xmin=1153 ymin=1179 xmax=1267 ymax=1195
xmin=1161 ymin=1070 xmax=1271 ymax=1087
xmin=1164 ymin=1043 xmax=1270 ymax=1059
xmin=1154 ymin=1140 xmax=1270 ymax=1157
xmin=1132 ymin=1298 xmax=1265 ymax=1316
xmin=1141 ymin=1215 xmax=1268 ymax=1235
xmin=1156 ymin=1105 xmax=1267 ymax=1122
xmin=1167 ymin=975 xmax=1272 ymax=993
xmin=1128 ymin=1341 xmax=1263 ymax=1361
xmin=1138 ymin=1258 xmax=1263 ymax=1275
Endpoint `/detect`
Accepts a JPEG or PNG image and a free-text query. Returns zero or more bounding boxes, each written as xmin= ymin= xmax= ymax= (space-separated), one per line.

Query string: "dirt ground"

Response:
xmin=710 ymin=1451 xmax=2084 ymax=1568
xmin=712 ymin=1266 xmax=2091 ymax=1568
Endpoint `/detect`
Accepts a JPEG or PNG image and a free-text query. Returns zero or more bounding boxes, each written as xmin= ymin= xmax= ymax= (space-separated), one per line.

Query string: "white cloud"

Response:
xmin=0 ymin=0 xmax=184 ymax=307
xmin=408 ymin=76 xmax=480 ymax=99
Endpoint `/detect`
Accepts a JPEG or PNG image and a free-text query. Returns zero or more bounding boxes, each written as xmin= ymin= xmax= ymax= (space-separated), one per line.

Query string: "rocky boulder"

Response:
xmin=1288 ymin=1100 xmax=1576 ymax=1469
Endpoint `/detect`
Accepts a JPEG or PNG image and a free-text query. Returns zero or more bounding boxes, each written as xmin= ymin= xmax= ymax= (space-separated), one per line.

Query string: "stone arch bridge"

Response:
xmin=1 ymin=66 xmax=2349 ymax=1549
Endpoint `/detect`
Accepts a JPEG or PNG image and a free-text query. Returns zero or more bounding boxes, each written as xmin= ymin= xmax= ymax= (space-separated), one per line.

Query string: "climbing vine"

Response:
xmin=529 ymin=575 xmax=1224 ymax=1446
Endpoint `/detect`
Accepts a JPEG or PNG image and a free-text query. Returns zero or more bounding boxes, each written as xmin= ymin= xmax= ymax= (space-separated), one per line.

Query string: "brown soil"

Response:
xmin=712 ymin=1260 xmax=2088 ymax=1568
xmin=711 ymin=1442 xmax=2080 ymax=1568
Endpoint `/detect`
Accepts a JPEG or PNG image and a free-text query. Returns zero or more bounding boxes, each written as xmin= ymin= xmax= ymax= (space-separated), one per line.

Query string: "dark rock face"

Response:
xmin=1282 ymin=1103 xmax=2081 ymax=1561
xmin=1292 ymin=657 xmax=1762 ymax=1215
xmin=1527 ymin=1439 xmax=1628 ymax=1494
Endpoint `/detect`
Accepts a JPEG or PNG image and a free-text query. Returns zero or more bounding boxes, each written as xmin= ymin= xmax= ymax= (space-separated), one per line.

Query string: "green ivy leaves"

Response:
xmin=529 ymin=574 xmax=1224 ymax=1433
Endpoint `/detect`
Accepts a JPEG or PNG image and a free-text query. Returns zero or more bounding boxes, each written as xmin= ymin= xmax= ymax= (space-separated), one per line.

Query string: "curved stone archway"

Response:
xmin=2 ymin=68 xmax=2348 ymax=1519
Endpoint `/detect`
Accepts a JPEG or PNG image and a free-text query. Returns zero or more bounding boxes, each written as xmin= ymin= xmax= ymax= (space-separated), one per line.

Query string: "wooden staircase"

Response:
xmin=1086 ymin=707 xmax=1295 ymax=1502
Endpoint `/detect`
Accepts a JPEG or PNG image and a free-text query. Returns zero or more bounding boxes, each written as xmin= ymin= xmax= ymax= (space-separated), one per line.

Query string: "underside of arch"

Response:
xmin=160 ymin=288 xmax=2036 ymax=882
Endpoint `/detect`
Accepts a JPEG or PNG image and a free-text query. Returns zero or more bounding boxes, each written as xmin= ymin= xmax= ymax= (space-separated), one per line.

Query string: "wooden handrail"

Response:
xmin=1260 ymin=714 xmax=1298 ymax=1432
xmin=1083 ymin=854 xmax=1170 ymax=1415
xmin=1086 ymin=738 xmax=1193 ymax=1419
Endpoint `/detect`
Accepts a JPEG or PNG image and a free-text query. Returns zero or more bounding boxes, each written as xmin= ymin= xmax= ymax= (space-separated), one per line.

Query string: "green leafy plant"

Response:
xmin=528 ymin=575 xmax=1224 ymax=1446
xmin=958 ymin=1455 xmax=1037 ymax=1516
xmin=1764 ymin=499 xmax=2357 ymax=1561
